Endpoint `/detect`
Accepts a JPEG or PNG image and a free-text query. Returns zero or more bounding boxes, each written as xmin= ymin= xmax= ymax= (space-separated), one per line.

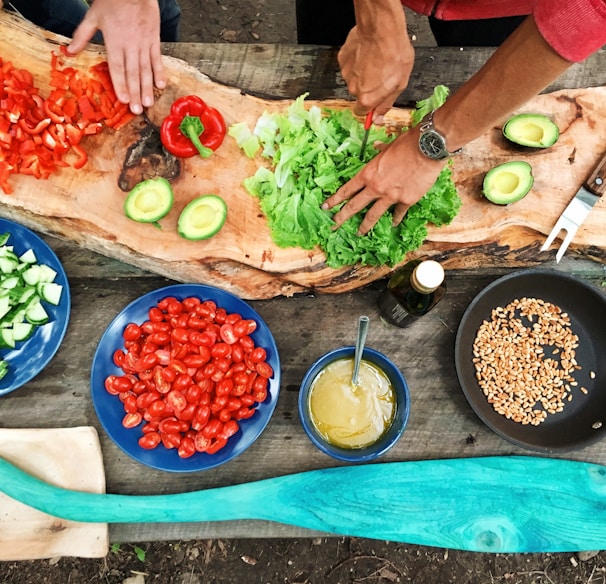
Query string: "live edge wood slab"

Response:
xmin=0 ymin=12 xmax=605 ymax=299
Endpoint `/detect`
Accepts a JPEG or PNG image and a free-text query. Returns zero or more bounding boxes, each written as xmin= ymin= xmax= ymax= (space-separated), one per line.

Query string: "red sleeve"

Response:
xmin=534 ymin=0 xmax=606 ymax=62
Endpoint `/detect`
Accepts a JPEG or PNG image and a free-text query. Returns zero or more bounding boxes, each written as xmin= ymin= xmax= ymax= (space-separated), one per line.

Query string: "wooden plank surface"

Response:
xmin=1 ymin=21 xmax=605 ymax=544
xmin=3 ymin=233 xmax=604 ymax=543
xmin=1 ymin=14 xmax=605 ymax=300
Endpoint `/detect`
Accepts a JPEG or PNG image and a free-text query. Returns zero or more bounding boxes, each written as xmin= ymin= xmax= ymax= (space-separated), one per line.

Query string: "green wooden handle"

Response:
xmin=2 ymin=455 xmax=606 ymax=552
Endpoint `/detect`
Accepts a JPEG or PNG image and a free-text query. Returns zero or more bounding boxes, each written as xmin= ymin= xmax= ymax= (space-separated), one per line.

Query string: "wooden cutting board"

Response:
xmin=0 ymin=426 xmax=108 ymax=560
xmin=1 ymin=13 xmax=605 ymax=299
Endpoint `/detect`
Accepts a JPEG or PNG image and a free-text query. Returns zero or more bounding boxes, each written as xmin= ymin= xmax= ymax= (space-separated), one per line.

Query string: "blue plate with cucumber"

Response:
xmin=0 ymin=218 xmax=70 ymax=395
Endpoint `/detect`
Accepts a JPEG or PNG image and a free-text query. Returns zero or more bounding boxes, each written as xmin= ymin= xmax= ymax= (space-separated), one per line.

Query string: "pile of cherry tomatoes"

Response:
xmin=104 ymin=295 xmax=274 ymax=458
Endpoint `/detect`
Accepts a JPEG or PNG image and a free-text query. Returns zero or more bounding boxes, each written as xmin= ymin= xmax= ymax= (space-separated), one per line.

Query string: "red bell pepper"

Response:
xmin=160 ymin=95 xmax=226 ymax=158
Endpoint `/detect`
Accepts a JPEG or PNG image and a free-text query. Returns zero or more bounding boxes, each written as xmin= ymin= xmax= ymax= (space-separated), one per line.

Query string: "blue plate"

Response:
xmin=91 ymin=283 xmax=281 ymax=472
xmin=0 ymin=218 xmax=71 ymax=396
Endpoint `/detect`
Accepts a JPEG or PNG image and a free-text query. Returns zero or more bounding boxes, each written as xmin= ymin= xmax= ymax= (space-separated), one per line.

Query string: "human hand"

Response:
xmin=67 ymin=0 xmax=166 ymax=115
xmin=322 ymin=128 xmax=446 ymax=235
xmin=337 ymin=4 xmax=414 ymax=117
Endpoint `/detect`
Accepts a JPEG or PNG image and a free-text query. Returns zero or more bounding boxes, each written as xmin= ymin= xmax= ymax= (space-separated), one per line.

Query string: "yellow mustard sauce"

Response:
xmin=308 ymin=358 xmax=396 ymax=449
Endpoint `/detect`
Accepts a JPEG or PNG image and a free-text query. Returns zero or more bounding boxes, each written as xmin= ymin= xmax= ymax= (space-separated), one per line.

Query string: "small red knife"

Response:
xmin=359 ymin=110 xmax=373 ymax=160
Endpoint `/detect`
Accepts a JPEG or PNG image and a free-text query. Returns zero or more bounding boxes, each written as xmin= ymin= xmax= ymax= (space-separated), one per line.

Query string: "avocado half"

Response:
xmin=178 ymin=194 xmax=228 ymax=240
xmin=482 ymin=161 xmax=534 ymax=205
xmin=124 ymin=177 xmax=174 ymax=224
xmin=502 ymin=113 xmax=559 ymax=148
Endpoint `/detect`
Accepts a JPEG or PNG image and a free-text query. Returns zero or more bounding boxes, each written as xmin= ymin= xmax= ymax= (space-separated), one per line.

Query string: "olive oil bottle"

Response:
xmin=377 ymin=259 xmax=446 ymax=327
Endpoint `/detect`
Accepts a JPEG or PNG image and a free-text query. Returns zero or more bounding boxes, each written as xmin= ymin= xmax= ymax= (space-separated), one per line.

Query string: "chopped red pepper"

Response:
xmin=160 ymin=95 xmax=226 ymax=159
xmin=0 ymin=51 xmax=138 ymax=193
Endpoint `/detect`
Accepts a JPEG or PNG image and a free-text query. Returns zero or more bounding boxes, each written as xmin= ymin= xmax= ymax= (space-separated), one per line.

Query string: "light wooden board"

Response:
xmin=1 ymin=12 xmax=605 ymax=302
xmin=0 ymin=426 xmax=108 ymax=559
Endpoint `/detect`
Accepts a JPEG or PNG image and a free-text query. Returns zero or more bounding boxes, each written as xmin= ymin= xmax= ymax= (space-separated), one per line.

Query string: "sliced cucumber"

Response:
xmin=0 ymin=231 xmax=64 ymax=380
xmin=25 ymin=299 xmax=49 ymax=325
xmin=39 ymin=282 xmax=63 ymax=306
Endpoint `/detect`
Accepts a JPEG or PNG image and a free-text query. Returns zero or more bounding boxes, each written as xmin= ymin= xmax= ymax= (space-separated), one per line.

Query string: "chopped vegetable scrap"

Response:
xmin=229 ymin=89 xmax=461 ymax=268
xmin=160 ymin=95 xmax=226 ymax=158
xmin=0 ymin=53 xmax=135 ymax=194
xmin=0 ymin=231 xmax=64 ymax=381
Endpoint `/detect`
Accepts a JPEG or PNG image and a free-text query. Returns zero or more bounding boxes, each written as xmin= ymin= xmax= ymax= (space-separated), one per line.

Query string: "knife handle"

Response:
xmin=584 ymin=150 xmax=606 ymax=196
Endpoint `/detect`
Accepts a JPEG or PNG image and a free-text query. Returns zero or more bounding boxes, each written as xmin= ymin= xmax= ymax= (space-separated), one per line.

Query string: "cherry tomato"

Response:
xmin=256 ymin=362 xmax=274 ymax=379
xmin=178 ymin=436 xmax=196 ymax=458
xmin=251 ymin=347 xmax=267 ymax=363
xmin=219 ymin=323 xmax=237 ymax=345
xmin=123 ymin=322 xmax=142 ymax=341
xmin=110 ymin=295 xmax=270 ymax=458
xmin=139 ymin=432 xmax=161 ymax=449
xmin=206 ymin=437 xmax=228 ymax=454
xmin=122 ymin=412 xmax=142 ymax=428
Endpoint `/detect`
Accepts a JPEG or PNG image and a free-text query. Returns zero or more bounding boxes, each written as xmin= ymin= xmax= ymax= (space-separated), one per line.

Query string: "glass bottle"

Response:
xmin=377 ymin=259 xmax=446 ymax=328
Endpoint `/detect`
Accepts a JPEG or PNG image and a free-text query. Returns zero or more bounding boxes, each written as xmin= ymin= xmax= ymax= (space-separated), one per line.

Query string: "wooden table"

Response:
xmin=1 ymin=42 xmax=605 ymax=544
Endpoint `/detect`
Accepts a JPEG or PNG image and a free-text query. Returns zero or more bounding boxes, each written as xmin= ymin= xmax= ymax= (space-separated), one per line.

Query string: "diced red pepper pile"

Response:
xmin=0 ymin=50 xmax=135 ymax=194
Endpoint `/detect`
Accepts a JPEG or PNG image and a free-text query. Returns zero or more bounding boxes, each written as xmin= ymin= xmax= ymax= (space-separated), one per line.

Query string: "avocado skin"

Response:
xmin=483 ymin=161 xmax=534 ymax=205
xmin=503 ymin=113 xmax=559 ymax=148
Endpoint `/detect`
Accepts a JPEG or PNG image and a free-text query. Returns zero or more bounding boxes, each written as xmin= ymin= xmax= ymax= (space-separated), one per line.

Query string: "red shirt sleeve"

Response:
xmin=403 ymin=0 xmax=606 ymax=62
xmin=528 ymin=0 xmax=606 ymax=62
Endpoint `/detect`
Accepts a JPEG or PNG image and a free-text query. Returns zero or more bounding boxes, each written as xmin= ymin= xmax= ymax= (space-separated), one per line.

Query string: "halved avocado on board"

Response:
xmin=178 ymin=195 xmax=228 ymax=240
xmin=482 ymin=161 xmax=534 ymax=205
xmin=124 ymin=177 xmax=174 ymax=225
xmin=502 ymin=114 xmax=559 ymax=148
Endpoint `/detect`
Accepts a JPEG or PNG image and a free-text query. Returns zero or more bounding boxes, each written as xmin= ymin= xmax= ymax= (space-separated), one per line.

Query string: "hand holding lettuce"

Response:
xmin=229 ymin=88 xmax=461 ymax=269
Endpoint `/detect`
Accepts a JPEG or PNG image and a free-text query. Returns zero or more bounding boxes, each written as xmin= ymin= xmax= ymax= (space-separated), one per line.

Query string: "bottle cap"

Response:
xmin=412 ymin=260 xmax=444 ymax=293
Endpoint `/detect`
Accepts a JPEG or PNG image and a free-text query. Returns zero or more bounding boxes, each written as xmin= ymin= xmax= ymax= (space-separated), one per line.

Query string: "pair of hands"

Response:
xmin=322 ymin=10 xmax=442 ymax=235
xmin=66 ymin=0 xmax=165 ymax=115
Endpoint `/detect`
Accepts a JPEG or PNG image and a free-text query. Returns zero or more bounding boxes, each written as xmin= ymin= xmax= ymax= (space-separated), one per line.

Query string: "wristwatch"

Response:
xmin=418 ymin=111 xmax=462 ymax=160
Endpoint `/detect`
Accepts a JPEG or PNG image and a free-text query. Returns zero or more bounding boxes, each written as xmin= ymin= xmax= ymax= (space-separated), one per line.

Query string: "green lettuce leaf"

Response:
xmin=231 ymin=90 xmax=461 ymax=268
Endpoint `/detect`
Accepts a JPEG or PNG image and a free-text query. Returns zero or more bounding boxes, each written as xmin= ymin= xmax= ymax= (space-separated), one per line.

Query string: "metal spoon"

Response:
xmin=352 ymin=316 xmax=370 ymax=386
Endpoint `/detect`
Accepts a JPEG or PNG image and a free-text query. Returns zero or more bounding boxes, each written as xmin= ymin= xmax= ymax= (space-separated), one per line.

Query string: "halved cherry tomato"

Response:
xmin=105 ymin=295 xmax=274 ymax=458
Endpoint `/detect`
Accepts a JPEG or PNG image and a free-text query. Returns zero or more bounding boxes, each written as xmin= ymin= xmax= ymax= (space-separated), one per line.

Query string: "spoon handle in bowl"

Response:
xmin=352 ymin=315 xmax=369 ymax=385
xmin=2 ymin=455 xmax=606 ymax=552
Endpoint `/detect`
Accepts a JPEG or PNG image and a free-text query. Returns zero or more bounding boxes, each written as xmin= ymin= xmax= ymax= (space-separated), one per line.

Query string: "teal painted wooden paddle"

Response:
xmin=2 ymin=455 xmax=606 ymax=553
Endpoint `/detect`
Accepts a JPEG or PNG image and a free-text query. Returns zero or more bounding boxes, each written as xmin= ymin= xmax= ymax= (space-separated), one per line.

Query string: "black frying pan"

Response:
xmin=455 ymin=268 xmax=606 ymax=452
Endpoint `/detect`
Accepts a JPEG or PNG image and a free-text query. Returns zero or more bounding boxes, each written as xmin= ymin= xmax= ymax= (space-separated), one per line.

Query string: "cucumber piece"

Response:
xmin=18 ymin=248 xmax=37 ymax=264
xmin=0 ymin=233 xmax=10 ymax=247
xmin=124 ymin=177 xmax=174 ymax=225
xmin=0 ymin=360 xmax=8 ymax=380
xmin=0 ymin=296 xmax=11 ymax=320
xmin=25 ymin=300 xmax=49 ymax=325
xmin=177 ymin=195 xmax=228 ymax=241
xmin=38 ymin=282 xmax=63 ymax=306
xmin=1 ymin=276 xmax=20 ymax=289
xmin=12 ymin=321 xmax=34 ymax=342
xmin=482 ymin=161 xmax=534 ymax=205
xmin=0 ymin=256 xmax=18 ymax=274
xmin=0 ymin=327 xmax=15 ymax=349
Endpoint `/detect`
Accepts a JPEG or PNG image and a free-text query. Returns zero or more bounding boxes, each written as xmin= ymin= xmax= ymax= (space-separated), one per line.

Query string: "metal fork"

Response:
xmin=541 ymin=150 xmax=606 ymax=263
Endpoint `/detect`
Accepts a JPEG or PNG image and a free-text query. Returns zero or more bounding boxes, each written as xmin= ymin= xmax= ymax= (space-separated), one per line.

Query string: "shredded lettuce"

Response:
xmin=231 ymin=90 xmax=461 ymax=268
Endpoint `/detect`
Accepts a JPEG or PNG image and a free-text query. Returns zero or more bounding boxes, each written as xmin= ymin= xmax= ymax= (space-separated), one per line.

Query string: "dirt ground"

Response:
xmin=3 ymin=1 xmax=606 ymax=583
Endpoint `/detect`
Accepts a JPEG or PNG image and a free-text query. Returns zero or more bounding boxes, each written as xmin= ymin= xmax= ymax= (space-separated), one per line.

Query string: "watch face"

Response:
xmin=419 ymin=130 xmax=449 ymax=160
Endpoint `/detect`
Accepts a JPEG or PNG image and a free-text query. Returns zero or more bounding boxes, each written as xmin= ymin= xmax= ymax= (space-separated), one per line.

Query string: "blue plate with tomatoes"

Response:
xmin=0 ymin=218 xmax=71 ymax=396
xmin=90 ymin=283 xmax=281 ymax=472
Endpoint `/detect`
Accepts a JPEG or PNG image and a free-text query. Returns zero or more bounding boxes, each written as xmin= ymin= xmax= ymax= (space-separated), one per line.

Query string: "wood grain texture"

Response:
xmin=3 ymin=454 xmax=606 ymax=553
xmin=0 ymin=427 xmax=108 ymax=559
xmin=0 ymin=13 xmax=605 ymax=300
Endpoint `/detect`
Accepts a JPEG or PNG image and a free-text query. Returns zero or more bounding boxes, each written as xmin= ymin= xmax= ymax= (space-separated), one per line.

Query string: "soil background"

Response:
xmin=2 ymin=2 xmax=606 ymax=583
